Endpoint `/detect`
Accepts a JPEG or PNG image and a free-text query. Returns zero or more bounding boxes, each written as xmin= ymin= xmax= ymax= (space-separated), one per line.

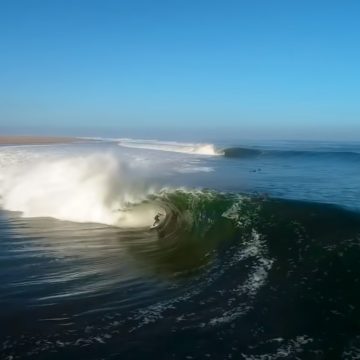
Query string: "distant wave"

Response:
xmin=89 ymin=137 xmax=360 ymax=161
xmin=222 ymin=147 xmax=360 ymax=160
xmin=117 ymin=138 xmax=222 ymax=156
xmin=223 ymin=147 xmax=262 ymax=158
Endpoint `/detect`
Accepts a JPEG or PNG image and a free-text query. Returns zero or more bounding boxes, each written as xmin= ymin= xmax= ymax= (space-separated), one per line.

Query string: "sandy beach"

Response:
xmin=0 ymin=135 xmax=78 ymax=145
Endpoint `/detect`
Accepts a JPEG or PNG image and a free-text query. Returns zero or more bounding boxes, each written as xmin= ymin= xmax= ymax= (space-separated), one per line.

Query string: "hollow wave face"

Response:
xmin=118 ymin=138 xmax=222 ymax=156
xmin=0 ymin=152 xmax=160 ymax=227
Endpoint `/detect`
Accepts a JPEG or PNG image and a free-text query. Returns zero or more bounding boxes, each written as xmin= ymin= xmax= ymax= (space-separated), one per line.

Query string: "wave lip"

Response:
xmin=117 ymin=138 xmax=222 ymax=156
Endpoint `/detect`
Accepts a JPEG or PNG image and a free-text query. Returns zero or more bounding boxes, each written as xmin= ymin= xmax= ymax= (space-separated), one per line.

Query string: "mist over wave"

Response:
xmin=0 ymin=152 xmax=161 ymax=227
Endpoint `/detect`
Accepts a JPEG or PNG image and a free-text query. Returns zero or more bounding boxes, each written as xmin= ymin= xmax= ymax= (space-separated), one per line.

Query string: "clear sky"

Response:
xmin=1 ymin=0 xmax=359 ymax=140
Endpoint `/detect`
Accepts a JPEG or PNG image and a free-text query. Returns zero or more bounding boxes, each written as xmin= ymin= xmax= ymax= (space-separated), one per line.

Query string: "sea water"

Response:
xmin=0 ymin=138 xmax=360 ymax=359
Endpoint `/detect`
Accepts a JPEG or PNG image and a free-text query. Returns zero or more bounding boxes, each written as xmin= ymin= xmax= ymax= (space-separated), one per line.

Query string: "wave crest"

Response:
xmin=0 ymin=153 xmax=160 ymax=227
xmin=118 ymin=138 xmax=222 ymax=156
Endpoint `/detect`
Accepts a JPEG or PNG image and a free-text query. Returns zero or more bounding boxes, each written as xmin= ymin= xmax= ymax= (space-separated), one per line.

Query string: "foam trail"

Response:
xmin=0 ymin=152 xmax=160 ymax=227
xmin=118 ymin=138 xmax=222 ymax=156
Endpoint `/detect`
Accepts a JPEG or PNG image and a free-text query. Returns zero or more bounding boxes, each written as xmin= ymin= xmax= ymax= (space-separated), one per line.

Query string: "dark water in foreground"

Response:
xmin=1 ymin=140 xmax=360 ymax=359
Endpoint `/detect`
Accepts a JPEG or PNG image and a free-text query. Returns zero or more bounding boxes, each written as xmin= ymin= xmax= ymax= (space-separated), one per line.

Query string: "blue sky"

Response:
xmin=1 ymin=0 xmax=359 ymax=140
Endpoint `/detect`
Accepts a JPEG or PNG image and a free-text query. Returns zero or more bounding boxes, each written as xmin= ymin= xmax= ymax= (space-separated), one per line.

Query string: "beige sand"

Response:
xmin=0 ymin=136 xmax=79 ymax=145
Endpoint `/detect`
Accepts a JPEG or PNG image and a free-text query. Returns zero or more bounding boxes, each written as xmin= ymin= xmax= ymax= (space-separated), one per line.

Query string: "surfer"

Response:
xmin=153 ymin=212 xmax=163 ymax=227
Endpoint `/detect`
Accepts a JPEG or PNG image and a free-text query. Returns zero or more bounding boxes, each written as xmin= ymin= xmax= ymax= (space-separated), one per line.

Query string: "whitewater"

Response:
xmin=117 ymin=138 xmax=222 ymax=155
xmin=0 ymin=139 xmax=222 ymax=227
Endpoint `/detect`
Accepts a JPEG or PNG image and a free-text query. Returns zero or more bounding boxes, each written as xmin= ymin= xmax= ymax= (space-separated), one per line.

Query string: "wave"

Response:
xmin=82 ymin=137 xmax=360 ymax=163
xmin=117 ymin=138 xmax=222 ymax=156
xmin=0 ymin=144 xmax=264 ymax=240
xmin=223 ymin=146 xmax=360 ymax=160
xmin=223 ymin=147 xmax=262 ymax=158
xmin=0 ymin=152 xmax=163 ymax=227
xmin=1 ymin=140 xmax=359 ymax=232
xmin=4 ymin=186 xmax=360 ymax=358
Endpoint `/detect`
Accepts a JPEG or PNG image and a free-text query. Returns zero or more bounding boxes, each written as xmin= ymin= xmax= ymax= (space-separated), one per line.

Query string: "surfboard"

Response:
xmin=149 ymin=222 xmax=160 ymax=230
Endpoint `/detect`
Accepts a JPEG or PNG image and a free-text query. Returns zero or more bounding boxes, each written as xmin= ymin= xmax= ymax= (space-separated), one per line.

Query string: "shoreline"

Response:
xmin=0 ymin=136 xmax=80 ymax=145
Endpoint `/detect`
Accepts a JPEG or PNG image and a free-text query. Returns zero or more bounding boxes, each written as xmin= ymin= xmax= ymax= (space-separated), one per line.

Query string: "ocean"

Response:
xmin=0 ymin=138 xmax=360 ymax=359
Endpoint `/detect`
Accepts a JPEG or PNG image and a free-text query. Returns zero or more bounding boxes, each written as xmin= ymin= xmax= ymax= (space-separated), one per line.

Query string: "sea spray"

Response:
xmin=0 ymin=152 xmax=159 ymax=227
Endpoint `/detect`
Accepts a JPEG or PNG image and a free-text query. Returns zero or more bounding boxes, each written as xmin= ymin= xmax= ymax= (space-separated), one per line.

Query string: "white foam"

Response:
xmin=242 ymin=336 xmax=313 ymax=359
xmin=176 ymin=166 xmax=214 ymax=173
xmin=0 ymin=151 xmax=160 ymax=227
xmin=117 ymin=138 xmax=222 ymax=156
xmin=208 ymin=230 xmax=273 ymax=326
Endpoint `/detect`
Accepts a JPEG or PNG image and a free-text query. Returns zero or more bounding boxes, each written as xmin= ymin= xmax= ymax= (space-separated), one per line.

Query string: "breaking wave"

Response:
xmin=0 ymin=152 xmax=162 ymax=227
xmin=3 ymin=185 xmax=360 ymax=359
xmin=117 ymin=138 xmax=222 ymax=156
